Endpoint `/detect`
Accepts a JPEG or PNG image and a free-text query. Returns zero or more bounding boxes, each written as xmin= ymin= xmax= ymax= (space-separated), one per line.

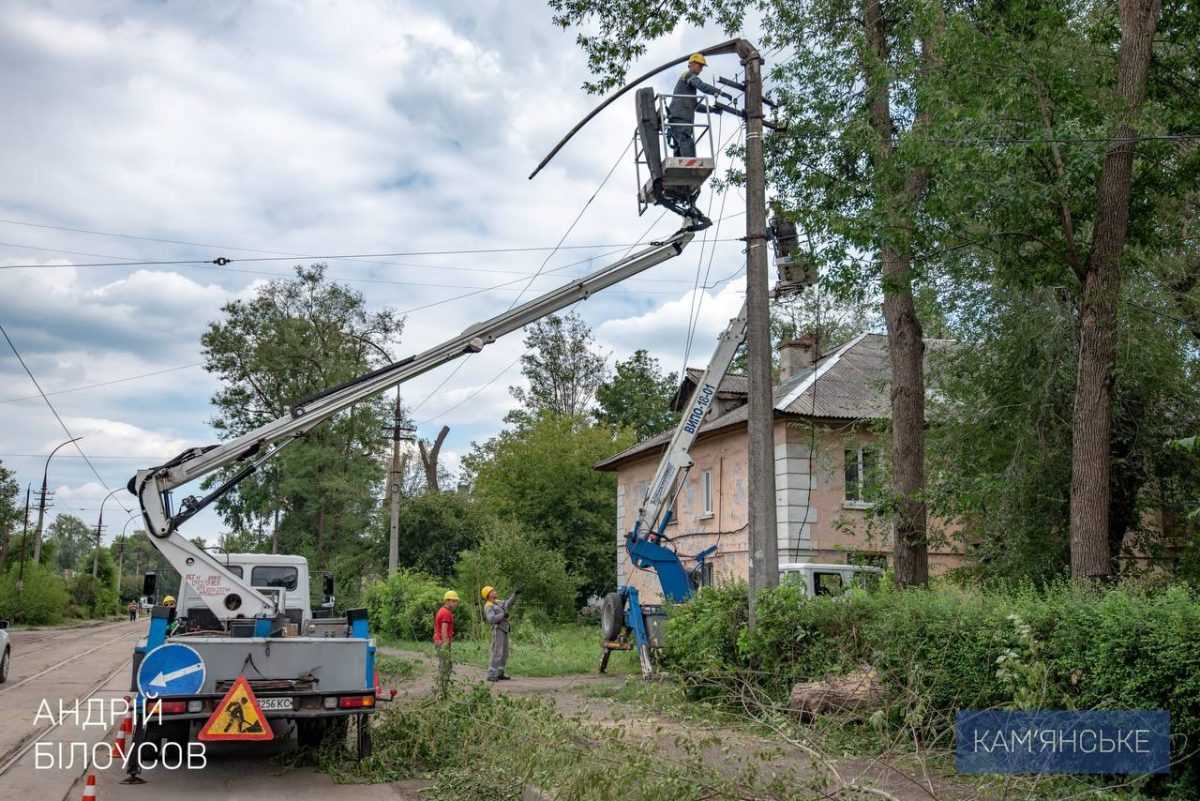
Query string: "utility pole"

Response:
xmin=738 ymin=39 xmax=779 ymax=627
xmin=385 ymin=393 xmax=415 ymax=576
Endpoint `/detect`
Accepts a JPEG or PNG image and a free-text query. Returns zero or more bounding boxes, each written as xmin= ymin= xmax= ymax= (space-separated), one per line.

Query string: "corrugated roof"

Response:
xmin=595 ymin=332 xmax=950 ymax=470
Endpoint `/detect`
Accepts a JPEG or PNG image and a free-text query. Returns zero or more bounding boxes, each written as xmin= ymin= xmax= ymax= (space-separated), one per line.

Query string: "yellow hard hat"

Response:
xmin=688 ymin=53 xmax=707 ymax=66
xmin=443 ymin=590 xmax=460 ymax=602
xmin=481 ymin=585 xmax=495 ymax=601
xmin=162 ymin=595 xmax=176 ymax=606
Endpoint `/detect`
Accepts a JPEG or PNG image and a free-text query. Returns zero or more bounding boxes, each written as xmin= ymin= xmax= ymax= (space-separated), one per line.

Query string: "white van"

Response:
xmin=778 ymin=562 xmax=884 ymax=597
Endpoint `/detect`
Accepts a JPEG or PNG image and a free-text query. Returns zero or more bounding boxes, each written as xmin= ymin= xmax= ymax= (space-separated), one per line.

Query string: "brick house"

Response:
xmin=594 ymin=332 xmax=965 ymax=602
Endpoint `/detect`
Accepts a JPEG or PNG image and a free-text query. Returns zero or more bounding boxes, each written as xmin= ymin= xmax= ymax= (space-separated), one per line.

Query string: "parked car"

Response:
xmin=778 ymin=563 xmax=883 ymax=598
xmin=0 ymin=619 xmax=10 ymax=683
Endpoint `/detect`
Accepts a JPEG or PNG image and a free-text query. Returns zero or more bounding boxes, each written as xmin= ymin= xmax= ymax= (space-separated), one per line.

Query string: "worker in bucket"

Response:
xmin=667 ymin=53 xmax=726 ymax=157
xmin=482 ymin=584 xmax=518 ymax=682
xmin=433 ymin=590 xmax=459 ymax=698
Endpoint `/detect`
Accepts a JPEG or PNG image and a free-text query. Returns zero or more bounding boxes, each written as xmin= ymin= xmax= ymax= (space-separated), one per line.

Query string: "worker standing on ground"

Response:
xmin=482 ymin=585 xmax=518 ymax=682
xmin=127 ymin=600 xmax=138 ymax=622
xmin=433 ymin=590 xmax=459 ymax=699
xmin=667 ymin=53 xmax=725 ymax=157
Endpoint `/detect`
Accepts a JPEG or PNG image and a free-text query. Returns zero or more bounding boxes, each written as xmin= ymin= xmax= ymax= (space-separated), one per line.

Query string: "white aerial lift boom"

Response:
xmin=130 ymin=230 xmax=698 ymax=626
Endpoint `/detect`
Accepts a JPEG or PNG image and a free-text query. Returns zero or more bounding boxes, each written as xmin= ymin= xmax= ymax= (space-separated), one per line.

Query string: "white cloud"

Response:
xmin=0 ymin=0 xmax=754 ymax=543
xmin=595 ymin=281 xmax=746 ymax=374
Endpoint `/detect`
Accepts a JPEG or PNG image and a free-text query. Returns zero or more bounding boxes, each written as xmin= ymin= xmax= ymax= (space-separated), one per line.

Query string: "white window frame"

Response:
xmin=700 ymin=469 xmax=714 ymax=518
xmin=843 ymin=447 xmax=877 ymax=509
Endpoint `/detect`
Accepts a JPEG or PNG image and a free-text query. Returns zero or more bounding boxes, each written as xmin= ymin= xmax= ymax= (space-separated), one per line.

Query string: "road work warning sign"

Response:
xmin=198 ymin=676 xmax=274 ymax=742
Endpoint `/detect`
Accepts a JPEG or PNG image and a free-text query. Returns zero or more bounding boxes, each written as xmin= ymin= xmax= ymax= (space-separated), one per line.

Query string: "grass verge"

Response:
xmin=382 ymin=622 xmax=637 ymax=677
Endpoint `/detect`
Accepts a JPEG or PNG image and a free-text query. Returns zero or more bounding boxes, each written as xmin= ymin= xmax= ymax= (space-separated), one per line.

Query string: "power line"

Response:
xmin=0 ymin=321 xmax=131 ymax=514
xmin=413 ymin=210 xmax=674 ymax=426
xmin=408 ymin=138 xmax=635 ymax=417
xmin=0 ymin=362 xmax=204 ymax=404
xmin=0 ymin=237 xmax=746 ymax=271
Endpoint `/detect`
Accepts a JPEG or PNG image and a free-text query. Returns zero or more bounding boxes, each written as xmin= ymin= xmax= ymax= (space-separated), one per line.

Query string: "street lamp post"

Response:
xmin=32 ymin=436 xmax=83 ymax=565
xmin=115 ymin=512 xmax=141 ymax=594
xmin=94 ymin=487 xmax=128 ymax=578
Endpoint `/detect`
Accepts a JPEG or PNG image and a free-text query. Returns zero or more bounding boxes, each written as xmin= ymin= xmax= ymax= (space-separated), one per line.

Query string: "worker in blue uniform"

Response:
xmin=667 ymin=53 xmax=724 ymax=157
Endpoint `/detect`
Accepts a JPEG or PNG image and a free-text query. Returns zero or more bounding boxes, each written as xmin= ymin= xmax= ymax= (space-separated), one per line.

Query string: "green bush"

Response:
xmin=69 ymin=573 xmax=120 ymax=618
xmin=0 ymin=562 xmax=69 ymax=625
xmin=453 ymin=519 xmax=580 ymax=636
xmin=664 ymin=580 xmax=1200 ymax=789
xmin=364 ymin=570 xmax=448 ymax=641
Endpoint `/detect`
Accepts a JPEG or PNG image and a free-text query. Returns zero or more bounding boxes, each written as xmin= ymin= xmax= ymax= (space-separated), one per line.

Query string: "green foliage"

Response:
xmin=664 ymin=581 xmax=1200 ymax=789
xmin=48 ymin=514 xmax=94 ymax=574
xmin=201 ymin=264 xmax=402 ymax=566
xmin=387 ymin=491 xmax=491 ymax=580
xmin=463 ymin=413 xmax=634 ymax=603
xmin=453 ymin=519 xmax=580 ymax=631
xmin=364 ymin=570 xmax=448 ymax=641
xmin=69 ymin=573 xmax=120 ymax=618
xmin=0 ymin=561 xmax=68 ymax=624
xmin=594 ymin=349 xmax=679 ymax=440
xmin=0 ymin=461 xmax=19 ymax=568
xmin=389 ymin=623 xmax=634 ymax=677
xmin=506 ymin=311 xmax=607 ymax=425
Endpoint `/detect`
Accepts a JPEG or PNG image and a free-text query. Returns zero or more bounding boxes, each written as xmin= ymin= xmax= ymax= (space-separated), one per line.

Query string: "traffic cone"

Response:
xmin=81 ymin=773 xmax=97 ymax=801
xmin=112 ymin=696 xmax=133 ymax=758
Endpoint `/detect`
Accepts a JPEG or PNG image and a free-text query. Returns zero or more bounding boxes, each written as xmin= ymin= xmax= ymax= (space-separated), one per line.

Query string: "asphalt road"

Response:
xmin=0 ymin=619 xmax=423 ymax=801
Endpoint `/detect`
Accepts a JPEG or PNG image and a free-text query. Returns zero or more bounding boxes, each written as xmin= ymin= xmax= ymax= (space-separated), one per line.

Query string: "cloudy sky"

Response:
xmin=0 ymin=1 xmax=756 ymax=544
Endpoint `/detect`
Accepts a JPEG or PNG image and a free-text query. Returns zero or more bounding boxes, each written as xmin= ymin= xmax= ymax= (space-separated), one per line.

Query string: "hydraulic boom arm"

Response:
xmin=131 ymin=229 xmax=696 ymax=624
xmin=625 ymin=299 xmax=748 ymax=602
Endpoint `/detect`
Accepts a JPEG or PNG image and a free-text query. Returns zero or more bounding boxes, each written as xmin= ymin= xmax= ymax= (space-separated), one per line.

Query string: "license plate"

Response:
xmin=258 ymin=697 xmax=293 ymax=711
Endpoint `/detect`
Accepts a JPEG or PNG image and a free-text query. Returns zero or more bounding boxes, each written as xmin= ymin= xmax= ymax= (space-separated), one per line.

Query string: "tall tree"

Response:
xmin=48 ymin=514 xmax=93 ymax=574
xmin=463 ymin=413 xmax=635 ymax=603
xmin=508 ymin=311 xmax=608 ymax=423
xmin=595 ymin=349 xmax=679 ymax=440
xmin=201 ymin=265 xmax=403 ymax=565
xmin=0 ymin=462 xmax=18 ymax=570
xmin=1068 ymin=0 xmax=1163 ymax=577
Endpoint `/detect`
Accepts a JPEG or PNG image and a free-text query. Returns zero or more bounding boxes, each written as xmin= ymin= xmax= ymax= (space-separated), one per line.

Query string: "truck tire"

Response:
xmin=600 ymin=592 xmax=624 ymax=641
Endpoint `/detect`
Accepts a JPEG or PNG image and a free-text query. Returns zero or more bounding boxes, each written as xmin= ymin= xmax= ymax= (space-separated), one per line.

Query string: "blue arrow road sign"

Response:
xmin=137 ymin=643 xmax=206 ymax=697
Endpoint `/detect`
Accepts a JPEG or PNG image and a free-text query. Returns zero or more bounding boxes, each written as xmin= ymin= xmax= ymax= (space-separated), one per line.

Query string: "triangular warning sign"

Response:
xmin=198 ymin=675 xmax=274 ymax=742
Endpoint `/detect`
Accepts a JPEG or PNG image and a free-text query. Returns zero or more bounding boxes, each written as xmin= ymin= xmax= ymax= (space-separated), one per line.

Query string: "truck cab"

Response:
xmin=177 ymin=553 xmax=313 ymax=633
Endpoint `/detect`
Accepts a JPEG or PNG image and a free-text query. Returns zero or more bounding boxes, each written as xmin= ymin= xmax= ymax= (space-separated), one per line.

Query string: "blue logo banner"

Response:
xmin=956 ymin=710 xmax=1170 ymax=774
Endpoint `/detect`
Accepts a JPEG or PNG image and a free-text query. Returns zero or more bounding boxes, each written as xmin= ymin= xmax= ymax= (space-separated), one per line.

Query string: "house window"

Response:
xmin=844 ymin=447 xmax=879 ymax=504
xmin=699 ymin=561 xmax=714 ymax=587
xmin=701 ymin=470 xmax=713 ymax=516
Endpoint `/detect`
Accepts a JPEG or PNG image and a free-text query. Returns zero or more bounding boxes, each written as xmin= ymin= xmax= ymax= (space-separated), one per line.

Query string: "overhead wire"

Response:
xmin=0 ymin=321 xmax=131 ymax=514
xmin=415 ymin=209 xmax=673 ymax=427
xmin=0 ymin=362 xmax=204 ymax=404
xmin=407 ymin=138 xmax=635 ymax=418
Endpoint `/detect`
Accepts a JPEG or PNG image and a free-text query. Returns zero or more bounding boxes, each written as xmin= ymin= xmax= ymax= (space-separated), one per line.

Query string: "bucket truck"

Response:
xmin=124 ymin=225 xmax=702 ymax=768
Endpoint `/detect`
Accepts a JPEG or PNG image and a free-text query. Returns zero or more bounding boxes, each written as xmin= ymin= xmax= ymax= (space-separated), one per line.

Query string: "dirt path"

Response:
xmin=378 ymin=647 xmax=980 ymax=801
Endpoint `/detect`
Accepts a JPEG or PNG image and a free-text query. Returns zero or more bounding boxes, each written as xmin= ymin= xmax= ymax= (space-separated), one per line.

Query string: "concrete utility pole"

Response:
xmin=738 ymin=40 xmax=779 ymax=627
xmin=386 ymin=394 xmax=414 ymax=576
xmin=33 ymin=435 xmax=82 ymax=564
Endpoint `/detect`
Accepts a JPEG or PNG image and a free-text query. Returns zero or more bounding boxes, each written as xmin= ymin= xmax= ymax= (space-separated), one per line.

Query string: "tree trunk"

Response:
xmin=1069 ymin=0 xmax=1161 ymax=578
xmin=864 ymin=0 xmax=931 ymax=586
xmin=419 ymin=426 xmax=449 ymax=493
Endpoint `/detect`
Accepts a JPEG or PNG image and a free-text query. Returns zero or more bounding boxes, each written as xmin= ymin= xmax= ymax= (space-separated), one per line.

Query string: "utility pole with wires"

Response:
xmin=385 ymin=393 xmax=416 ymax=576
xmin=737 ymin=39 xmax=779 ymax=626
